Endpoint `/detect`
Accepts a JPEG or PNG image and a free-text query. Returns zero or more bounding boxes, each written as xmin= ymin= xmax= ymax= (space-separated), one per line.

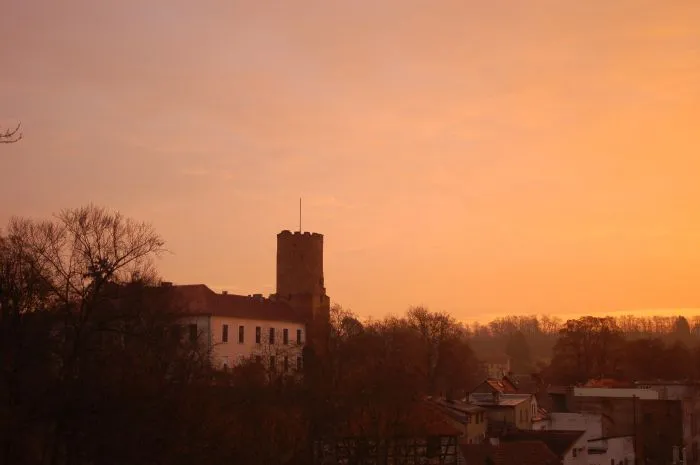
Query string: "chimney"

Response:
xmin=222 ymin=291 xmax=228 ymax=295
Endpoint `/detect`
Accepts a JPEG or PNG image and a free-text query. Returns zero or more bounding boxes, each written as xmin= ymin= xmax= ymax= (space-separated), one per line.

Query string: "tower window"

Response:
xmin=296 ymin=329 xmax=302 ymax=344
xmin=283 ymin=328 xmax=289 ymax=345
xmin=238 ymin=325 xmax=244 ymax=343
xmin=222 ymin=324 xmax=229 ymax=343
xmin=255 ymin=326 xmax=261 ymax=344
xmin=269 ymin=327 xmax=276 ymax=344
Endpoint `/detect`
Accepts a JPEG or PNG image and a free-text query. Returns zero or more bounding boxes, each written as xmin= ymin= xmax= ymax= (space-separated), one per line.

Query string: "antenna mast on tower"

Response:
xmin=299 ymin=197 xmax=302 ymax=232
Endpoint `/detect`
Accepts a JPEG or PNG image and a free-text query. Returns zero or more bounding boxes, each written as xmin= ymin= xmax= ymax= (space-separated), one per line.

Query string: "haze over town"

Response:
xmin=2 ymin=0 xmax=700 ymax=321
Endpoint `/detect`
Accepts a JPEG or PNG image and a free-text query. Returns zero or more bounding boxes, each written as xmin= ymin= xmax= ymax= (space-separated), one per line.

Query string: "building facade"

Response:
xmin=151 ymin=229 xmax=330 ymax=372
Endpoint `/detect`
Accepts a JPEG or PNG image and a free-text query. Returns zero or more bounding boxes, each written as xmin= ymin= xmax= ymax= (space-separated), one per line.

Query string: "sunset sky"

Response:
xmin=1 ymin=0 xmax=699 ymax=322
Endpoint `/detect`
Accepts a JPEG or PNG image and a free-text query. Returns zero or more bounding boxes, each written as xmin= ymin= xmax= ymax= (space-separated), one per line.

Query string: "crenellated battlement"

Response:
xmin=278 ymin=230 xmax=323 ymax=239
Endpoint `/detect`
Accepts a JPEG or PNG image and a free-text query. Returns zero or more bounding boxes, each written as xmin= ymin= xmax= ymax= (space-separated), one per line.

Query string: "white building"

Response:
xmin=148 ymin=229 xmax=331 ymax=374
xmin=539 ymin=412 xmax=635 ymax=465
xmin=173 ymin=285 xmax=307 ymax=372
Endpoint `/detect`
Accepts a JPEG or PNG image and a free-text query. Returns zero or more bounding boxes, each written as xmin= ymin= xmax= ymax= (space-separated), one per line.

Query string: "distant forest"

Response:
xmin=459 ymin=313 xmax=700 ymax=385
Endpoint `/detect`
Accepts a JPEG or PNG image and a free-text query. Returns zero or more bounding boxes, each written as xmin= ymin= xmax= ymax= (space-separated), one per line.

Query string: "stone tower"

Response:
xmin=272 ymin=230 xmax=330 ymax=324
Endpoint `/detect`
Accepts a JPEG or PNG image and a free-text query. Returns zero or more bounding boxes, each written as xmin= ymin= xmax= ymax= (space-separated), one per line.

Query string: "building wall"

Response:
xmin=587 ymin=436 xmax=635 ymax=465
xmin=571 ymin=396 xmax=683 ymax=465
xmin=549 ymin=413 xmax=603 ymax=442
xmin=208 ymin=315 xmax=305 ymax=371
xmin=275 ymin=231 xmax=325 ymax=300
xmin=465 ymin=411 xmax=487 ymax=444
xmin=272 ymin=230 xmax=331 ymax=354
xmin=178 ymin=314 xmax=213 ymax=353
xmin=639 ymin=383 xmax=700 ymax=465
xmin=573 ymin=387 xmax=659 ymax=400
xmin=514 ymin=400 xmax=533 ymax=430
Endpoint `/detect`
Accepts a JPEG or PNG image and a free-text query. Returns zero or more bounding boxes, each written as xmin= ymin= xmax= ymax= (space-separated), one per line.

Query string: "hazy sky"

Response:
xmin=2 ymin=0 xmax=700 ymax=322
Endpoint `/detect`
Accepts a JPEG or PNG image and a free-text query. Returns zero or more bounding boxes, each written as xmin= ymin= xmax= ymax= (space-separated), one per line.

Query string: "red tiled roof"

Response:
xmin=485 ymin=378 xmax=518 ymax=394
xmin=460 ymin=441 xmax=559 ymax=465
xmin=141 ymin=284 xmax=308 ymax=324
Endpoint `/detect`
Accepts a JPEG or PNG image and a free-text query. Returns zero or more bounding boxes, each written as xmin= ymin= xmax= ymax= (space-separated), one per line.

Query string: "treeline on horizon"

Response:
xmin=1 ymin=205 xmax=698 ymax=464
xmin=454 ymin=313 xmax=700 ymax=372
xmin=340 ymin=310 xmax=700 ymax=386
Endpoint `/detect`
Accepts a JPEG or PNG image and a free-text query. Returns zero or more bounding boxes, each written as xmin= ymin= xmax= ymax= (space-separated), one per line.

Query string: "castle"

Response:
xmin=152 ymin=229 xmax=330 ymax=371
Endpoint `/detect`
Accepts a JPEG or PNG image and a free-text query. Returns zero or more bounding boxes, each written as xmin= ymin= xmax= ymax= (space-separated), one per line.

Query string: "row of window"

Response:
xmin=221 ymin=324 xmax=303 ymax=345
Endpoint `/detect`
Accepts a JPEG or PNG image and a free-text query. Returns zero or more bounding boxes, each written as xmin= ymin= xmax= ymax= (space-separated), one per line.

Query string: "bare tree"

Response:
xmin=0 ymin=123 xmax=22 ymax=144
xmin=0 ymin=205 xmax=168 ymax=465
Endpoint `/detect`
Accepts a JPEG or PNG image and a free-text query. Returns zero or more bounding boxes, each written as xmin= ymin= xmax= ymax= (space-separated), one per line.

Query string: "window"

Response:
xmin=269 ymin=327 xmax=275 ymax=344
xmin=284 ymin=356 xmax=289 ymax=373
xmin=270 ymin=356 xmax=276 ymax=371
xmin=222 ymin=324 xmax=229 ymax=343
xmin=188 ymin=324 xmax=198 ymax=342
xmin=238 ymin=325 xmax=244 ymax=343
xmin=296 ymin=329 xmax=302 ymax=344
xmin=296 ymin=356 xmax=303 ymax=371
xmin=255 ymin=326 xmax=261 ymax=344
xmin=283 ymin=328 xmax=289 ymax=345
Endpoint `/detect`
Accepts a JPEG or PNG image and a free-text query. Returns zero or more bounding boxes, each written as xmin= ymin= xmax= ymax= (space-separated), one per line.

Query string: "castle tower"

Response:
xmin=272 ymin=230 xmax=330 ymax=323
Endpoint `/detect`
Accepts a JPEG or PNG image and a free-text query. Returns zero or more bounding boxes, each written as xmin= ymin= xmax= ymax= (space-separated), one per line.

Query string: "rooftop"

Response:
xmin=137 ymin=283 xmax=309 ymax=324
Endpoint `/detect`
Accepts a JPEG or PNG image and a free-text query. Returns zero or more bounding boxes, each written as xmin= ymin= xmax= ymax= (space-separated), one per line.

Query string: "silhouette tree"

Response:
xmin=548 ymin=317 xmax=625 ymax=384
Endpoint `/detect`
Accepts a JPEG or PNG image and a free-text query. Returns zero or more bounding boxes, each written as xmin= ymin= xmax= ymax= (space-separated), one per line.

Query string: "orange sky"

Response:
xmin=1 ymin=0 xmax=700 ymax=322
